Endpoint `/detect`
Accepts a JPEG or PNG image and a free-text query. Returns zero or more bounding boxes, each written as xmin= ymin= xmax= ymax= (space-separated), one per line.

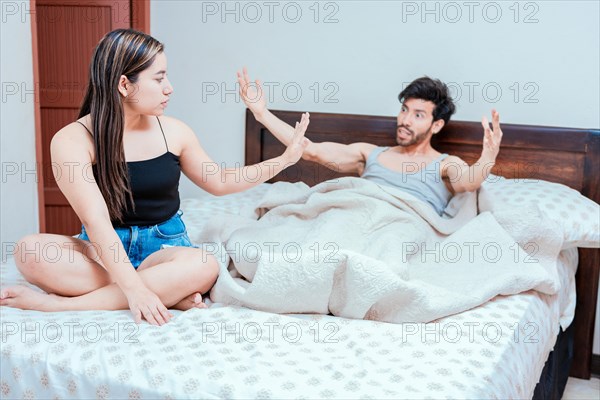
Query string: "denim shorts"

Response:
xmin=77 ymin=209 xmax=198 ymax=269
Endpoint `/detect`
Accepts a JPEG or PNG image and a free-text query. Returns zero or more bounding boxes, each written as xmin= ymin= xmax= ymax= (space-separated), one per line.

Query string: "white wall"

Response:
xmin=595 ymin=296 xmax=600 ymax=354
xmin=0 ymin=6 xmax=39 ymax=260
xmin=151 ymin=0 xmax=599 ymax=199
xmin=151 ymin=0 xmax=599 ymax=353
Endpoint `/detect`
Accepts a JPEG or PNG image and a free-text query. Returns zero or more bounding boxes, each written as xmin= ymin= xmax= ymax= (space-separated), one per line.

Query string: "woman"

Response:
xmin=0 ymin=29 xmax=309 ymax=326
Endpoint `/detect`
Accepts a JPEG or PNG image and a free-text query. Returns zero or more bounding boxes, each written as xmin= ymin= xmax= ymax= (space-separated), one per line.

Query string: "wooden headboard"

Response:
xmin=245 ymin=109 xmax=600 ymax=379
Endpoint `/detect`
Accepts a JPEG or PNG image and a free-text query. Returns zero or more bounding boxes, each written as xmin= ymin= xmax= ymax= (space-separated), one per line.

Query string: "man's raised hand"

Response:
xmin=237 ymin=67 xmax=267 ymax=118
xmin=481 ymin=109 xmax=503 ymax=162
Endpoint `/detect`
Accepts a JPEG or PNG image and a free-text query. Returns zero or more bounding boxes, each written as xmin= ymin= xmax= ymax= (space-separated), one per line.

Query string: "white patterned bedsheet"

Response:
xmin=0 ymin=184 xmax=578 ymax=399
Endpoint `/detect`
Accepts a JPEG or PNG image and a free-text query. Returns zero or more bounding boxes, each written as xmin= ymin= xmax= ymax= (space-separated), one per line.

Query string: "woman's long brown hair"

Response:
xmin=78 ymin=29 xmax=164 ymax=223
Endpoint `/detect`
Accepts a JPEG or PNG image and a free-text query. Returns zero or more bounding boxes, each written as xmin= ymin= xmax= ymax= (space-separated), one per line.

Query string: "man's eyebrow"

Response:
xmin=403 ymin=104 xmax=428 ymax=113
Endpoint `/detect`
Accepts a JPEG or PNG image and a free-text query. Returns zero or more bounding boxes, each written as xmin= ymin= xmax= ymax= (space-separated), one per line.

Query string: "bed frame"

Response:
xmin=245 ymin=109 xmax=600 ymax=380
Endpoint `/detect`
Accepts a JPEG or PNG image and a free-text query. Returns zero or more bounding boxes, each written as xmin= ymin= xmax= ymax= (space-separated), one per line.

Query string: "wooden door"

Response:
xmin=33 ymin=0 xmax=149 ymax=234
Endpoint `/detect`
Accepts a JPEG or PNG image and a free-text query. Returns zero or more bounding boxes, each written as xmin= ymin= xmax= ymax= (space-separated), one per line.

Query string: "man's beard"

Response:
xmin=396 ymin=124 xmax=432 ymax=147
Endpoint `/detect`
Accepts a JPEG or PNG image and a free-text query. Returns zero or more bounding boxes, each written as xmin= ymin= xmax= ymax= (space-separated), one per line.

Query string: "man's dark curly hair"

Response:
xmin=398 ymin=77 xmax=456 ymax=124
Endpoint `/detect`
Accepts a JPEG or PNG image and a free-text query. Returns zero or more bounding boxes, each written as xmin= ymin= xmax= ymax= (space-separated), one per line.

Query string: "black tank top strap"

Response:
xmin=76 ymin=120 xmax=93 ymax=136
xmin=76 ymin=119 xmax=168 ymax=152
xmin=156 ymin=116 xmax=169 ymax=152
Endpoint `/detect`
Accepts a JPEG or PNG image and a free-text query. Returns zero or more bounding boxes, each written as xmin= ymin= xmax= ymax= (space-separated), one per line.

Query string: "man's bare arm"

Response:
xmin=443 ymin=110 xmax=503 ymax=192
xmin=237 ymin=68 xmax=375 ymax=174
xmin=256 ymin=110 xmax=375 ymax=174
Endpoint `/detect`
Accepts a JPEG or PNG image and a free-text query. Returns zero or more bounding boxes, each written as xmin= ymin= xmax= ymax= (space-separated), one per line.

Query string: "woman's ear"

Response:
xmin=118 ymin=75 xmax=130 ymax=98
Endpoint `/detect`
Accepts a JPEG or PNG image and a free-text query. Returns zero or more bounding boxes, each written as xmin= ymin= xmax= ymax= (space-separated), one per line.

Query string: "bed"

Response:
xmin=0 ymin=110 xmax=598 ymax=399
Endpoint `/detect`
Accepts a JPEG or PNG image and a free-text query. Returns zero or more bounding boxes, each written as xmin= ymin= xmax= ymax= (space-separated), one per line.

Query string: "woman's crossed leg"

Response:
xmin=0 ymin=233 xmax=219 ymax=320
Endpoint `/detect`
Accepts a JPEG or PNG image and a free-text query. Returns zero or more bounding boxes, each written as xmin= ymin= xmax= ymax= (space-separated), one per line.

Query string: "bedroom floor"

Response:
xmin=563 ymin=377 xmax=600 ymax=399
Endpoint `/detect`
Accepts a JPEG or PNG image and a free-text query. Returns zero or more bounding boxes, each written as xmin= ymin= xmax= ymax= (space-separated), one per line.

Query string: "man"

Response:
xmin=237 ymin=69 xmax=502 ymax=215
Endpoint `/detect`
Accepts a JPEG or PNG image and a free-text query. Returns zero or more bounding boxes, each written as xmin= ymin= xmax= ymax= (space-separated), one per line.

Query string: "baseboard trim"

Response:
xmin=592 ymin=354 xmax=600 ymax=377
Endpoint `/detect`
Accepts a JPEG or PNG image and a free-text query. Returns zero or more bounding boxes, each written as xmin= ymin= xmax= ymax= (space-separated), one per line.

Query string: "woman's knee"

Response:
xmin=14 ymin=234 xmax=45 ymax=276
xmin=177 ymin=249 xmax=220 ymax=292
xmin=201 ymin=252 xmax=220 ymax=283
xmin=14 ymin=234 xmax=88 ymax=280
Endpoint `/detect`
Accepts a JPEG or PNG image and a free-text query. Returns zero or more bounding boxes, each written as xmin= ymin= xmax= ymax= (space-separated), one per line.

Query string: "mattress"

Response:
xmin=0 ymin=184 xmax=578 ymax=399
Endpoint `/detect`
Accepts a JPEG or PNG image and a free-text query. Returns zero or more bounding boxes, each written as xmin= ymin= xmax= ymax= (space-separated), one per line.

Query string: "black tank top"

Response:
xmin=77 ymin=117 xmax=181 ymax=227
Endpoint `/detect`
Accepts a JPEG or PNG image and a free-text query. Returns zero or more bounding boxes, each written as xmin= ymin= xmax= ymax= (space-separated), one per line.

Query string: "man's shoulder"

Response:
xmin=441 ymin=154 xmax=467 ymax=165
xmin=352 ymin=142 xmax=378 ymax=157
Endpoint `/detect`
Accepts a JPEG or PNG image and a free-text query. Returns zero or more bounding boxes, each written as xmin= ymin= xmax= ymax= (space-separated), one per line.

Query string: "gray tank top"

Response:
xmin=361 ymin=147 xmax=453 ymax=215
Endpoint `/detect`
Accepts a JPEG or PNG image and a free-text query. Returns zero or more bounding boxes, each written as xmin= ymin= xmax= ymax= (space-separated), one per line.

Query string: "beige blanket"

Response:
xmin=199 ymin=177 xmax=562 ymax=323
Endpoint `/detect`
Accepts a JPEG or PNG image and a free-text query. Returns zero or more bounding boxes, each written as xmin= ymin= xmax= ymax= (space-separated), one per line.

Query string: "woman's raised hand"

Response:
xmin=282 ymin=112 xmax=310 ymax=164
xmin=237 ymin=67 xmax=267 ymax=118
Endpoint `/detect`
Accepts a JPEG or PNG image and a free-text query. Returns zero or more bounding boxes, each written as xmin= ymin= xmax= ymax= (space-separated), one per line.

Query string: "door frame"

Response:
xmin=30 ymin=0 xmax=151 ymax=232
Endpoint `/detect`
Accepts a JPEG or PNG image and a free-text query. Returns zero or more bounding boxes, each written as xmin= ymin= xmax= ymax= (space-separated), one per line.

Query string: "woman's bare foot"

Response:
xmin=171 ymin=292 xmax=208 ymax=311
xmin=0 ymin=285 xmax=61 ymax=311
xmin=2 ymin=286 xmax=209 ymax=313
